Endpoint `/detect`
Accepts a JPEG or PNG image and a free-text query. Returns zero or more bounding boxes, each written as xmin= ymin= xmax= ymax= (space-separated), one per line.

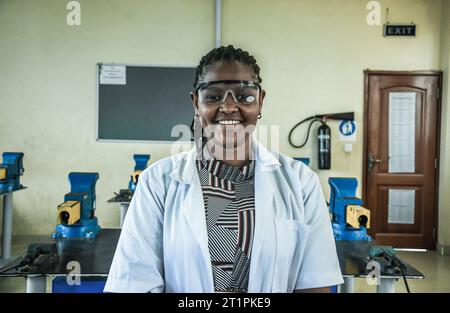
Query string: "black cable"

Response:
xmin=380 ymin=252 xmax=411 ymax=293
xmin=288 ymin=117 xmax=322 ymax=148
xmin=399 ymin=267 xmax=411 ymax=293
xmin=0 ymin=263 xmax=21 ymax=274
xmin=392 ymin=255 xmax=410 ymax=293
xmin=0 ymin=254 xmax=33 ymax=274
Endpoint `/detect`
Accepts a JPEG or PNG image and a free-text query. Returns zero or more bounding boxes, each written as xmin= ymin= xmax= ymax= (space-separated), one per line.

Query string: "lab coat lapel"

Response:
xmin=170 ymin=147 xmax=214 ymax=291
xmin=183 ymin=173 xmax=211 ymax=262
xmin=248 ymin=140 xmax=281 ymax=292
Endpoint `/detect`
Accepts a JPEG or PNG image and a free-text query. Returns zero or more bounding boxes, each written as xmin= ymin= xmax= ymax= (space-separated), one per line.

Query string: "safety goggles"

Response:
xmin=195 ymin=80 xmax=261 ymax=105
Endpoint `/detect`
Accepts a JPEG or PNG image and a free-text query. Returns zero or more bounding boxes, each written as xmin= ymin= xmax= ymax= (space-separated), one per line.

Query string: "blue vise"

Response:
xmin=328 ymin=177 xmax=371 ymax=241
xmin=52 ymin=172 xmax=101 ymax=239
xmin=293 ymin=157 xmax=310 ymax=166
xmin=128 ymin=154 xmax=150 ymax=193
xmin=0 ymin=152 xmax=25 ymax=191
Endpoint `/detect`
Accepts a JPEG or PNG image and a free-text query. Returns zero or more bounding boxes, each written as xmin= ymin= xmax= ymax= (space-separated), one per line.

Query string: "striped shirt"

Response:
xmin=196 ymin=146 xmax=255 ymax=292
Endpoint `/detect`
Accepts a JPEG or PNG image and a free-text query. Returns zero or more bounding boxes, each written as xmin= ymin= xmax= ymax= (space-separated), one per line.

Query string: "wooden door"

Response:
xmin=363 ymin=71 xmax=442 ymax=249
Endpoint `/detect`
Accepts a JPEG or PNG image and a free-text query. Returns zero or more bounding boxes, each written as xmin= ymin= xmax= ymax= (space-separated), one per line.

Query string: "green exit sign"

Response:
xmin=383 ymin=24 xmax=416 ymax=37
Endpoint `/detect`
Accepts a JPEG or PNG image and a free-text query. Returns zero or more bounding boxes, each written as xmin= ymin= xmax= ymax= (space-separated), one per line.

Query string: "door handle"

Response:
xmin=368 ymin=154 xmax=383 ymax=172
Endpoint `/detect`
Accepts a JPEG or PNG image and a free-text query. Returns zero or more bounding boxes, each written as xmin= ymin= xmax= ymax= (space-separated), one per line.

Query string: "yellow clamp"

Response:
xmin=0 ymin=167 xmax=6 ymax=180
xmin=346 ymin=205 xmax=370 ymax=229
xmin=57 ymin=200 xmax=81 ymax=225
xmin=132 ymin=170 xmax=142 ymax=184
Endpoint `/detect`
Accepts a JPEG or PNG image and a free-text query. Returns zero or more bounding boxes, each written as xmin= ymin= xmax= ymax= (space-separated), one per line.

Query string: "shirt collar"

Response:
xmin=170 ymin=134 xmax=281 ymax=185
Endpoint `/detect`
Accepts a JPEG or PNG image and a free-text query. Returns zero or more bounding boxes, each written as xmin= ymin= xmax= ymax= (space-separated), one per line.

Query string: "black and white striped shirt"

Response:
xmin=196 ymin=147 xmax=255 ymax=292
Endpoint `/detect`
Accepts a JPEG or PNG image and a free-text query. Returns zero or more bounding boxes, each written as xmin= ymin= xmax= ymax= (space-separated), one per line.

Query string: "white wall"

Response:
xmin=0 ymin=0 xmax=448 ymax=249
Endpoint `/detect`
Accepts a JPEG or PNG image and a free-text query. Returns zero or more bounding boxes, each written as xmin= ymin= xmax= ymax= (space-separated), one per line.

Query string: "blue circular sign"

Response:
xmin=339 ymin=120 xmax=356 ymax=136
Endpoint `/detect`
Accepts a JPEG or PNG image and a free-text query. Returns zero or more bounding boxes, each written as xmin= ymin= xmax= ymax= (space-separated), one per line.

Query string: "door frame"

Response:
xmin=362 ymin=70 xmax=443 ymax=249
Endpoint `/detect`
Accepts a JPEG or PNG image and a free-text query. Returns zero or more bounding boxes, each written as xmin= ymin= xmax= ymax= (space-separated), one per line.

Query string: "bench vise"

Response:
xmin=128 ymin=154 xmax=150 ymax=193
xmin=52 ymin=172 xmax=101 ymax=239
xmin=328 ymin=177 xmax=371 ymax=241
xmin=0 ymin=152 xmax=24 ymax=191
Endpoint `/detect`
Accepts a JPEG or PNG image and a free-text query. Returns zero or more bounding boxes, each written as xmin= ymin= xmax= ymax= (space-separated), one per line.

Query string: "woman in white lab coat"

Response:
xmin=104 ymin=45 xmax=343 ymax=293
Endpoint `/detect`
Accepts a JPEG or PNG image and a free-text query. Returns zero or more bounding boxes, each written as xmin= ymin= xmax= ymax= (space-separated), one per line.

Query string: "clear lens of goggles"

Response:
xmin=197 ymin=81 xmax=260 ymax=105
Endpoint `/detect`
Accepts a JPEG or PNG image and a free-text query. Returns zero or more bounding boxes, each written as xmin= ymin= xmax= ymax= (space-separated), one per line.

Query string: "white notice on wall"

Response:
xmin=100 ymin=65 xmax=126 ymax=85
xmin=388 ymin=92 xmax=416 ymax=173
xmin=388 ymin=189 xmax=415 ymax=224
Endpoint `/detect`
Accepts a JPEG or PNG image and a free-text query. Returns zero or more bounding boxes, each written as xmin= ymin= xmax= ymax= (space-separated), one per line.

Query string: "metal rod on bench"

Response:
xmin=341 ymin=277 xmax=355 ymax=293
xmin=119 ymin=203 xmax=129 ymax=228
xmin=2 ymin=193 xmax=13 ymax=260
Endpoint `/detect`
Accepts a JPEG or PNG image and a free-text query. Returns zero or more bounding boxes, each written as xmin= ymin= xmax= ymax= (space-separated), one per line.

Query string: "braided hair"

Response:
xmin=194 ymin=45 xmax=262 ymax=87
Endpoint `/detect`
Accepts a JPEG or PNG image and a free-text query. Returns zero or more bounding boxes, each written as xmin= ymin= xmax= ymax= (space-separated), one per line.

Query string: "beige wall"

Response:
xmin=0 ymin=0 xmax=448 ymax=249
xmin=0 ymin=0 xmax=214 ymax=234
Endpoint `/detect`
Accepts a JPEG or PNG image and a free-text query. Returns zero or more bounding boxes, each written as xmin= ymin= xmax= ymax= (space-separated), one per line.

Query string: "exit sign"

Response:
xmin=383 ymin=24 xmax=416 ymax=37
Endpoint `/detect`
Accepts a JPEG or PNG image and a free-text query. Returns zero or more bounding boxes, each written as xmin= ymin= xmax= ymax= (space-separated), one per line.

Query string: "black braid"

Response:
xmin=193 ymin=45 xmax=262 ymax=87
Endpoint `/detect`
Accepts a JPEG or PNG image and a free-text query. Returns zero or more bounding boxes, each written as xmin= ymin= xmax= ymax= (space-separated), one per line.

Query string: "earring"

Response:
xmin=258 ymin=113 xmax=262 ymax=119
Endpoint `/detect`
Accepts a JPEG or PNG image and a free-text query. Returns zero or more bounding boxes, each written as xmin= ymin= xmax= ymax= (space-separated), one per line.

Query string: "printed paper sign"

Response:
xmin=100 ymin=65 xmax=126 ymax=85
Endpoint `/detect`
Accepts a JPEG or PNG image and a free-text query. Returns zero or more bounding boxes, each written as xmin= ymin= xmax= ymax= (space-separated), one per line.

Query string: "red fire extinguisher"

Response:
xmin=318 ymin=120 xmax=331 ymax=169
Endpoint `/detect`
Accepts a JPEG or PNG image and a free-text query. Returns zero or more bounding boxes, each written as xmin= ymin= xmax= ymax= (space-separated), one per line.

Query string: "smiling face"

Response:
xmin=191 ymin=61 xmax=265 ymax=160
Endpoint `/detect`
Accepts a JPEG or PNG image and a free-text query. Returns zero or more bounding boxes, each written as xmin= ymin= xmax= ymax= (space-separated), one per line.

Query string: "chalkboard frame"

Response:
xmin=95 ymin=63 xmax=197 ymax=144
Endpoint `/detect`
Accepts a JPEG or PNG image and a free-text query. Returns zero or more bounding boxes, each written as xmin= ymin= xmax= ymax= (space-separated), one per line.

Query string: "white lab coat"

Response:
xmin=104 ymin=138 xmax=344 ymax=293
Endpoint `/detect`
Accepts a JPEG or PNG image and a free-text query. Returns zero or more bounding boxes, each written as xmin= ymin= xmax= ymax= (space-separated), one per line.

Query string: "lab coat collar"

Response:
xmin=169 ymin=135 xmax=281 ymax=185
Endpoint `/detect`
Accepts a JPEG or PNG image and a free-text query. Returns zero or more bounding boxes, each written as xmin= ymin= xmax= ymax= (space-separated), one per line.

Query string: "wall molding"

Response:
xmin=437 ymin=244 xmax=450 ymax=256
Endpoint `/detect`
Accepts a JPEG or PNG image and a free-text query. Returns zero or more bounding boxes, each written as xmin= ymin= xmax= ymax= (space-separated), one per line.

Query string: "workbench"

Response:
xmin=0 ymin=229 xmax=119 ymax=292
xmin=0 ymin=229 xmax=424 ymax=293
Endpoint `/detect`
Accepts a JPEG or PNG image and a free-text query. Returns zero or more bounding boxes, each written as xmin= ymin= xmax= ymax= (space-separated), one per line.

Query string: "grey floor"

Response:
xmin=1 ymin=235 xmax=450 ymax=293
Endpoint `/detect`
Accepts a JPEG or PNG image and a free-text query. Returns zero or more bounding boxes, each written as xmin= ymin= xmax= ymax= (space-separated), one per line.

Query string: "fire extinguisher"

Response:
xmin=318 ymin=120 xmax=331 ymax=169
xmin=288 ymin=112 xmax=354 ymax=170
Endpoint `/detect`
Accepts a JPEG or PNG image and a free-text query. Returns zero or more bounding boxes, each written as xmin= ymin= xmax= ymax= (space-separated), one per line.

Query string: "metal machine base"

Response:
xmin=26 ymin=275 xmax=47 ymax=293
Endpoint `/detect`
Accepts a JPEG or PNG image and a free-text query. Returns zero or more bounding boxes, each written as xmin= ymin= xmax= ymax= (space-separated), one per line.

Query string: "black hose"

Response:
xmin=288 ymin=117 xmax=322 ymax=148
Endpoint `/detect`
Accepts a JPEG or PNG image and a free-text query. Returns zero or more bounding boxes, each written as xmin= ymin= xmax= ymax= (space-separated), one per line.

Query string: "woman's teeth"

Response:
xmin=217 ymin=120 xmax=241 ymax=125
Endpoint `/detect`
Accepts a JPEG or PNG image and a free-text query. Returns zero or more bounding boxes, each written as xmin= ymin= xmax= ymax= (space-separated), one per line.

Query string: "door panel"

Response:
xmin=377 ymin=186 xmax=422 ymax=233
xmin=363 ymin=71 xmax=441 ymax=249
